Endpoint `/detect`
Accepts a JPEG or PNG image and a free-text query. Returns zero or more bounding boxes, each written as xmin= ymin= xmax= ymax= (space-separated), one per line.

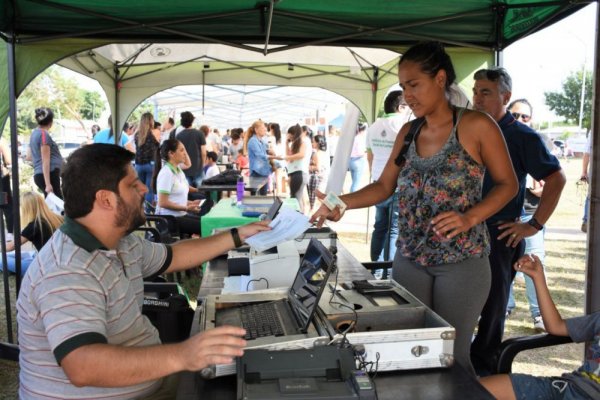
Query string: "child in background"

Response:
xmin=3 ymin=191 xmax=63 ymax=274
xmin=237 ymin=147 xmax=249 ymax=176
xmin=203 ymin=151 xmax=220 ymax=179
xmin=480 ymin=254 xmax=600 ymax=399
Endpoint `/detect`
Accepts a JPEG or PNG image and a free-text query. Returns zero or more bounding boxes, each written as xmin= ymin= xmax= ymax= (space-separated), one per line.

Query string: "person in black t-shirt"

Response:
xmin=3 ymin=191 xmax=63 ymax=274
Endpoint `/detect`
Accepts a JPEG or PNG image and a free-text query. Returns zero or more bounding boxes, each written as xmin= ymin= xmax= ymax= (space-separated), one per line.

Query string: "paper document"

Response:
xmin=245 ymin=208 xmax=311 ymax=252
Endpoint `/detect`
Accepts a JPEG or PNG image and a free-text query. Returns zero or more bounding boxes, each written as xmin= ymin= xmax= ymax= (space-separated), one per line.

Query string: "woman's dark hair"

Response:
xmin=152 ymin=139 xmax=180 ymax=192
xmin=154 ymin=121 xmax=162 ymax=130
xmin=62 ymin=144 xmax=134 ymax=219
xmin=357 ymin=122 xmax=368 ymax=133
xmin=270 ymin=122 xmax=282 ymax=144
xmin=314 ymin=135 xmax=327 ymax=152
xmin=35 ymin=107 xmax=54 ymax=126
xmin=288 ymin=124 xmax=303 ymax=154
xmin=399 ymin=41 xmax=456 ymax=93
xmin=107 ymin=115 xmax=114 ymax=139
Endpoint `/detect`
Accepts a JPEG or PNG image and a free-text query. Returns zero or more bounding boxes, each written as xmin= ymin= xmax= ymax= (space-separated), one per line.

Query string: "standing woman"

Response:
xmin=153 ymin=139 xmax=204 ymax=236
xmin=268 ymin=122 xmax=287 ymax=195
xmin=245 ymin=120 xmax=271 ymax=195
xmin=29 ymin=107 xmax=64 ymax=199
xmin=134 ymin=112 xmax=160 ymax=210
xmin=307 ymin=134 xmax=329 ymax=211
xmin=311 ymin=41 xmax=517 ymax=375
xmin=278 ymin=124 xmax=311 ymax=213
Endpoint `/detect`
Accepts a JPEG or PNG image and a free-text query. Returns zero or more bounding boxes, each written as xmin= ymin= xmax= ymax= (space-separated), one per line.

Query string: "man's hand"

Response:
xmin=179 ymin=326 xmax=247 ymax=371
xmin=309 ymin=190 xmax=344 ymax=228
xmin=497 ymin=220 xmax=538 ymax=247
xmin=430 ymin=211 xmax=475 ymax=239
xmin=237 ymin=220 xmax=271 ymax=241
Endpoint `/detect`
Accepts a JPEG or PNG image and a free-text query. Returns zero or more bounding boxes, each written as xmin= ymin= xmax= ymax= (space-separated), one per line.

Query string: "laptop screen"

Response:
xmin=288 ymin=238 xmax=334 ymax=332
xmin=265 ymin=197 xmax=283 ymax=220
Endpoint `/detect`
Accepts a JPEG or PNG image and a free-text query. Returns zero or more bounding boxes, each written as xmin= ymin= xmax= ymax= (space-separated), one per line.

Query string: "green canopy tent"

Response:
xmin=0 ymin=1 xmax=598 ymax=349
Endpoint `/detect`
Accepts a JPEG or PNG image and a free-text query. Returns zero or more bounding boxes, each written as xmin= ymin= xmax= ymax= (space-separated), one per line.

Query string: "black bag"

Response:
xmin=142 ymin=283 xmax=194 ymax=343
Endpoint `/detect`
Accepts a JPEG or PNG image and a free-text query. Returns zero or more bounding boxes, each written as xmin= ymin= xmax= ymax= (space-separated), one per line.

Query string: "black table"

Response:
xmin=197 ymin=176 xmax=269 ymax=200
xmin=176 ymin=241 xmax=493 ymax=400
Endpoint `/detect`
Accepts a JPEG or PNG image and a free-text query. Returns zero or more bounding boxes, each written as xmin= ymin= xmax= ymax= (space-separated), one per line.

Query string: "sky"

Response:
xmin=68 ymin=3 xmax=598 ymax=126
xmin=504 ymin=3 xmax=597 ymax=122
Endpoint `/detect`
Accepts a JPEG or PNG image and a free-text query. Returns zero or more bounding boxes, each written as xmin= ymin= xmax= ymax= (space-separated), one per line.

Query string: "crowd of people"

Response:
xmin=0 ymin=39 xmax=595 ymax=399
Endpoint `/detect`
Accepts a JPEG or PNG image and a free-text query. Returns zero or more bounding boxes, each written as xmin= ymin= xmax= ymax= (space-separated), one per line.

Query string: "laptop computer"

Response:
xmin=215 ymin=238 xmax=334 ymax=341
xmin=241 ymin=196 xmax=283 ymax=218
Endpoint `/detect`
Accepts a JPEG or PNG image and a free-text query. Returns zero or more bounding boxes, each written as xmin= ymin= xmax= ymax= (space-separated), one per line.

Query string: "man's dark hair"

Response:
xmin=206 ymin=151 xmax=218 ymax=162
xmin=62 ymin=144 xmax=135 ymax=219
xmin=180 ymin=111 xmax=195 ymax=128
xmin=231 ymin=130 xmax=241 ymax=141
xmin=384 ymin=90 xmax=404 ymax=114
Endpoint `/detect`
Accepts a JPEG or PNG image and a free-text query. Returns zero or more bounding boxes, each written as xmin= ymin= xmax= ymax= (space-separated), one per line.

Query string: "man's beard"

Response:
xmin=115 ymin=194 xmax=146 ymax=234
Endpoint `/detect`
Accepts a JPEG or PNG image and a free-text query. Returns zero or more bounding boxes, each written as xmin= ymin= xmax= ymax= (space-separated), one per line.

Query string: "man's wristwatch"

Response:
xmin=230 ymin=227 xmax=243 ymax=248
xmin=527 ymin=217 xmax=544 ymax=231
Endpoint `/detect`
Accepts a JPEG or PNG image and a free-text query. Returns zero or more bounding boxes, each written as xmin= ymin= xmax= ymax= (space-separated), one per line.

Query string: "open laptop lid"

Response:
xmin=265 ymin=196 xmax=283 ymax=220
xmin=287 ymin=238 xmax=335 ymax=333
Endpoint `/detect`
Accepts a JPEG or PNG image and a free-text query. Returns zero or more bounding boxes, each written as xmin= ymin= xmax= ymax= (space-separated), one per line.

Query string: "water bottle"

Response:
xmin=236 ymin=176 xmax=245 ymax=205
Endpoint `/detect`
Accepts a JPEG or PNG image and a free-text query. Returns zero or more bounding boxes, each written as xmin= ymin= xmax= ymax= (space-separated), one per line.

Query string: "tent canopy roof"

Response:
xmin=1 ymin=1 xmax=590 ymax=51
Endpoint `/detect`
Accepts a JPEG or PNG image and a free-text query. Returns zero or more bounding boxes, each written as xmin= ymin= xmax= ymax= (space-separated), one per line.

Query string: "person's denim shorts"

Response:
xmin=510 ymin=374 xmax=591 ymax=399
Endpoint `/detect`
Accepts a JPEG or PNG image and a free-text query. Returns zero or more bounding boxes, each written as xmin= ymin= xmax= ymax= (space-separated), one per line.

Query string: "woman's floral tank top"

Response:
xmin=396 ymin=108 xmax=490 ymax=266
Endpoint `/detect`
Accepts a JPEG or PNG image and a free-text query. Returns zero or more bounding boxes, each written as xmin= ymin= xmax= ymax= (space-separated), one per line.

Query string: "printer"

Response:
xmin=227 ymin=240 xmax=300 ymax=291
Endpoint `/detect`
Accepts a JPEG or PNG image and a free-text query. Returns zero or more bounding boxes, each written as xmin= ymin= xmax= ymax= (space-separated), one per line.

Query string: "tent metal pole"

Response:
xmin=585 ymin=0 xmax=600 ymax=315
xmin=6 ymin=38 xmax=22 ymax=296
xmin=263 ymin=0 xmax=275 ymax=56
xmin=114 ymin=65 xmax=120 ymax=140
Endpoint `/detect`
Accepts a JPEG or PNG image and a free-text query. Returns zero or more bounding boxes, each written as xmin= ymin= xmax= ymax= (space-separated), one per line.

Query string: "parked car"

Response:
xmin=57 ymin=142 xmax=82 ymax=159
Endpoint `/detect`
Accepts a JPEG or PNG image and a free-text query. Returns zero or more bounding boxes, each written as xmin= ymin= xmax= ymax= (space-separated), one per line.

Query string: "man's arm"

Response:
xmin=515 ymin=254 xmax=568 ymax=336
xmin=499 ymin=168 xmax=566 ymax=246
xmin=366 ymin=149 xmax=373 ymax=172
xmin=60 ymin=326 xmax=246 ymax=387
xmin=582 ymin=151 xmax=590 ymax=180
xmin=166 ymin=222 xmax=270 ymax=273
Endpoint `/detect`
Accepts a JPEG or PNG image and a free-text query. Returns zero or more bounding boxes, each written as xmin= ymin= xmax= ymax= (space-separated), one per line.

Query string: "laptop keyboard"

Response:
xmin=239 ymin=302 xmax=285 ymax=340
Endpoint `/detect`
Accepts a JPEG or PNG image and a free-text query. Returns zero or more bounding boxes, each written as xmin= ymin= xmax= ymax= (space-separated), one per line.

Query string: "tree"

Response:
xmin=544 ymin=69 xmax=593 ymax=132
xmin=16 ymin=66 xmax=84 ymax=135
xmin=79 ymin=91 xmax=106 ymax=121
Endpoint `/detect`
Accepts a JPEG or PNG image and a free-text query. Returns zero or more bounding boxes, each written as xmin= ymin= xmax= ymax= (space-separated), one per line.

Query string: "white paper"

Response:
xmin=44 ymin=192 xmax=64 ymax=215
xmin=245 ymin=208 xmax=311 ymax=252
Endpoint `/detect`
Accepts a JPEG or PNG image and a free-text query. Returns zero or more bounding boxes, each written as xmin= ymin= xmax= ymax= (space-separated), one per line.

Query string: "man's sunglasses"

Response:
xmin=511 ymin=112 xmax=531 ymax=122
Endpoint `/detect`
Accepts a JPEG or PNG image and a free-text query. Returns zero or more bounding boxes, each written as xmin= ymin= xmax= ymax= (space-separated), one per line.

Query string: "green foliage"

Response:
xmin=16 ymin=66 xmax=108 ymax=136
xmin=79 ymin=91 xmax=106 ymax=121
xmin=544 ymin=69 xmax=592 ymax=131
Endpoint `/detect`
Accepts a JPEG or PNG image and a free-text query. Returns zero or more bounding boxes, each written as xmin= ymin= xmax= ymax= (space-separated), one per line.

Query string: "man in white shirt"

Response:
xmin=366 ymin=90 xmax=411 ymax=263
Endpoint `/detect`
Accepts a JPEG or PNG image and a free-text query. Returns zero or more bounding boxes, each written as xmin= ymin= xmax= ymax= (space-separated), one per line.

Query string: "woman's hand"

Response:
xmin=309 ymin=190 xmax=345 ymax=228
xmin=237 ymin=221 xmax=271 ymax=241
xmin=186 ymin=200 xmax=202 ymax=213
xmin=430 ymin=211 xmax=475 ymax=239
xmin=45 ymin=184 xmax=54 ymax=194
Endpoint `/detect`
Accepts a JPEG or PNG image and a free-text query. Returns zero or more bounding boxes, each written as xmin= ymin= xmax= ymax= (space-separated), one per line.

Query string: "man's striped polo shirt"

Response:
xmin=17 ymin=217 xmax=173 ymax=399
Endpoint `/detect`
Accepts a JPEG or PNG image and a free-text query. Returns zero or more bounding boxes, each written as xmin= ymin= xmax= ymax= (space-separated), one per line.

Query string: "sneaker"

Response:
xmin=582 ymin=222 xmax=588 ymax=233
xmin=533 ymin=316 xmax=546 ymax=332
xmin=505 ymin=309 xmax=513 ymax=318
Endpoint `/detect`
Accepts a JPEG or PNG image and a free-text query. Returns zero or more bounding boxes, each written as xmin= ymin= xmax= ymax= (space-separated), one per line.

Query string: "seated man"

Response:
xmin=17 ymin=144 xmax=270 ymax=399
xmin=480 ymin=254 xmax=599 ymax=399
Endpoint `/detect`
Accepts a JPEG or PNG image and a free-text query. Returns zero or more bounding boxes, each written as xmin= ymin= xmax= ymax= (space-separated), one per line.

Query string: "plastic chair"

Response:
xmin=496 ymin=334 xmax=573 ymax=374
